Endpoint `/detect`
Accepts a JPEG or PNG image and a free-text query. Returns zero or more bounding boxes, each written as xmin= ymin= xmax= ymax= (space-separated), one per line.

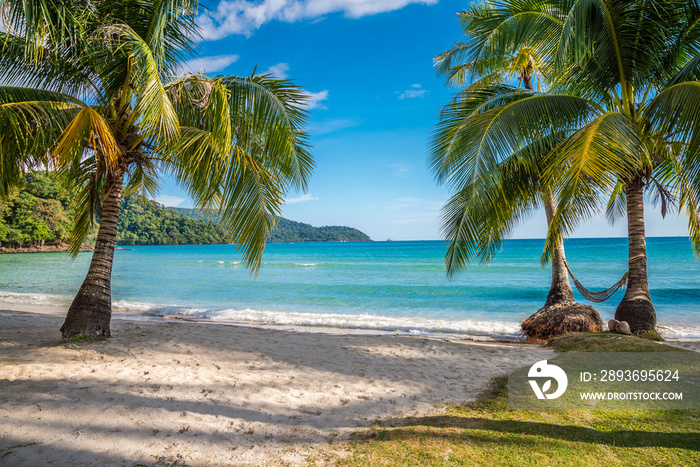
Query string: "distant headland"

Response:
xmin=0 ymin=172 xmax=371 ymax=251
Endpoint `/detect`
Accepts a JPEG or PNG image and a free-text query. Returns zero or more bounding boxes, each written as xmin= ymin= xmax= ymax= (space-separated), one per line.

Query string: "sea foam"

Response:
xmin=3 ymin=291 xmax=700 ymax=339
xmin=112 ymin=300 xmax=521 ymax=336
xmin=0 ymin=291 xmax=70 ymax=307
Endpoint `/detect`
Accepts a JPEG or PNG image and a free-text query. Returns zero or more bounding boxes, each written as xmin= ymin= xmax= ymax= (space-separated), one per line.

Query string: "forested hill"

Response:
xmin=171 ymin=207 xmax=371 ymax=243
xmin=268 ymin=218 xmax=371 ymax=243
xmin=118 ymin=196 xmax=229 ymax=245
xmin=0 ymin=173 xmax=230 ymax=248
xmin=0 ymin=173 xmax=370 ymax=249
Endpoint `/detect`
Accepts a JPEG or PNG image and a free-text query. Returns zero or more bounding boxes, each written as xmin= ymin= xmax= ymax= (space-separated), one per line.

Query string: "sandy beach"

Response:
xmin=0 ymin=306 xmax=554 ymax=466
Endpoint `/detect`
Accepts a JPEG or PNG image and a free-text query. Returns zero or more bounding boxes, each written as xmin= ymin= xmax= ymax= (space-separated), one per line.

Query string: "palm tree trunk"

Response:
xmin=519 ymin=69 xmax=601 ymax=338
xmin=615 ymin=175 xmax=656 ymax=333
xmin=543 ymin=191 xmax=575 ymax=308
xmin=60 ymin=174 xmax=124 ymax=341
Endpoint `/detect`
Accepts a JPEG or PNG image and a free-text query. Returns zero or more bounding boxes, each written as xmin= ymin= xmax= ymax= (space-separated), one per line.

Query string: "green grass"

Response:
xmin=336 ymin=333 xmax=700 ymax=466
xmin=547 ymin=331 xmax=685 ymax=353
xmin=71 ymin=333 xmax=94 ymax=344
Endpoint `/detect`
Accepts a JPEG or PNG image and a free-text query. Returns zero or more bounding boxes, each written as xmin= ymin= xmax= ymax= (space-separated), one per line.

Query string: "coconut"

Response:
xmin=615 ymin=321 xmax=631 ymax=335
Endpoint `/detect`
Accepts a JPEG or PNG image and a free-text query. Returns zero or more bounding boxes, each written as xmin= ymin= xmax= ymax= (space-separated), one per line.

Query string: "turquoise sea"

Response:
xmin=1 ymin=237 xmax=699 ymax=338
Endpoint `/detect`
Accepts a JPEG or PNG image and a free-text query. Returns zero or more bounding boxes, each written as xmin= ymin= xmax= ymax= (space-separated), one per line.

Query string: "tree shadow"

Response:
xmin=372 ymin=414 xmax=700 ymax=451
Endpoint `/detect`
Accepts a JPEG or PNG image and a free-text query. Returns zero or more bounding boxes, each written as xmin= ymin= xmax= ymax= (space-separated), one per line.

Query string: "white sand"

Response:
xmin=0 ymin=307 xmax=553 ymax=466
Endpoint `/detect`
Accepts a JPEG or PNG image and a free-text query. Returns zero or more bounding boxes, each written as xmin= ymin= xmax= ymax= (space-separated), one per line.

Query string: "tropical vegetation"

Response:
xmin=431 ymin=2 xmax=602 ymax=340
xmin=173 ymin=207 xmax=370 ymax=242
xmin=431 ymin=0 xmax=700 ymax=334
xmin=0 ymin=172 xmax=72 ymax=248
xmin=0 ymin=173 xmax=369 ymax=249
xmin=118 ymin=195 xmax=230 ymax=245
xmin=0 ymin=0 xmax=314 ymax=340
xmin=266 ymin=217 xmax=370 ymax=243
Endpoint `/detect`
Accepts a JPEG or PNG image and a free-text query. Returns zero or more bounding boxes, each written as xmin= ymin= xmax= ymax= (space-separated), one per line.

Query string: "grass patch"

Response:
xmin=71 ymin=333 xmax=95 ymax=344
xmin=636 ymin=329 xmax=665 ymax=341
xmin=337 ymin=333 xmax=699 ymax=466
xmin=341 ymin=378 xmax=700 ymax=467
xmin=548 ymin=332 xmax=684 ymax=353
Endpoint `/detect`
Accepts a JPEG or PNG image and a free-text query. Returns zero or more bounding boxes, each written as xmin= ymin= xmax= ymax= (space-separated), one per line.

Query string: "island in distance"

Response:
xmin=0 ymin=172 xmax=371 ymax=250
xmin=171 ymin=205 xmax=371 ymax=243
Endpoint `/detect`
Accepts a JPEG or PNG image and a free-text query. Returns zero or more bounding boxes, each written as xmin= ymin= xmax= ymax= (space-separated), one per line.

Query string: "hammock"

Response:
xmin=564 ymin=261 xmax=628 ymax=303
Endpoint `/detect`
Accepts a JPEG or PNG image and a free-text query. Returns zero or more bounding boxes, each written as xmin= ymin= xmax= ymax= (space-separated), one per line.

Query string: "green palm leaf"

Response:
xmin=100 ymin=23 xmax=180 ymax=143
xmin=431 ymin=88 xmax=594 ymax=190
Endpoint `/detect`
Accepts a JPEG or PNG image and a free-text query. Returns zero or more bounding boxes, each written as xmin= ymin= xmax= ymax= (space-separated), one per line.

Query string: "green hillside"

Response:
xmin=171 ymin=207 xmax=371 ymax=243
xmin=0 ymin=172 xmax=230 ymax=248
xmin=0 ymin=173 xmax=370 ymax=249
xmin=118 ymin=196 xmax=229 ymax=245
xmin=0 ymin=172 xmax=72 ymax=248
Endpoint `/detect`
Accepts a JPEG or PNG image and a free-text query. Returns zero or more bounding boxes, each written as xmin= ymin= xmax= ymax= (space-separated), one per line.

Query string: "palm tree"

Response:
xmin=0 ymin=0 xmax=314 ymax=340
xmin=539 ymin=0 xmax=700 ymax=334
xmin=431 ymin=3 xmax=601 ymax=337
xmin=433 ymin=0 xmax=700 ymax=334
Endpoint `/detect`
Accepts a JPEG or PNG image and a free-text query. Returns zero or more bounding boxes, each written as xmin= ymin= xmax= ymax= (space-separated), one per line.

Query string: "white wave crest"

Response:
xmin=116 ymin=302 xmax=521 ymax=336
xmin=4 ymin=291 xmax=700 ymax=339
xmin=195 ymin=260 xmax=242 ymax=265
xmin=0 ymin=291 xmax=70 ymax=307
xmin=657 ymin=322 xmax=700 ymax=338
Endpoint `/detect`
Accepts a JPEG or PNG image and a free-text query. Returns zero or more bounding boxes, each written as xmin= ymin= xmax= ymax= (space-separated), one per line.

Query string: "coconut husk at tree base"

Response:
xmin=520 ymin=303 xmax=603 ymax=340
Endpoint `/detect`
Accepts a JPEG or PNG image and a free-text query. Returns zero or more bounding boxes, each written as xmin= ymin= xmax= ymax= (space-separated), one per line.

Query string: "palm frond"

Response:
xmin=605 ymin=180 xmax=627 ymax=224
xmin=441 ymin=150 xmax=543 ymax=276
xmin=162 ymin=73 xmax=313 ymax=273
xmin=53 ymin=105 xmax=121 ymax=174
xmin=0 ymin=86 xmax=81 ymax=196
xmin=100 ymin=23 xmax=180 ymax=143
xmin=543 ymin=112 xmax=646 ymax=262
xmin=666 ymin=145 xmax=700 ymax=256
xmin=0 ymin=31 xmax=99 ymax=97
xmin=57 ymin=155 xmax=104 ymax=257
xmin=221 ymin=74 xmax=314 ymax=191
xmin=431 ymin=88 xmax=595 ymax=190
xmin=644 ymin=81 xmax=700 ymax=162
xmin=123 ymin=155 xmax=160 ymax=198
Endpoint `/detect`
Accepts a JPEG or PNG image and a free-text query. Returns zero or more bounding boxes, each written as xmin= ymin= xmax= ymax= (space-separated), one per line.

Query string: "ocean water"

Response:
xmin=1 ymin=237 xmax=699 ymax=338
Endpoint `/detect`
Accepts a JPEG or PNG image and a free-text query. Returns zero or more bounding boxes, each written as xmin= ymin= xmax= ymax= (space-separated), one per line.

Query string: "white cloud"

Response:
xmin=197 ymin=0 xmax=438 ymax=40
xmin=259 ymin=64 xmax=327 ymax=110
xmin=156 ymin=195 xmax=186 ymax=207
xmin=398 ymin=83 xmax=428 ymax=99
xmin=178 ymin=54 xmax=240 ymax=74
xmin=264 ymin=62 xmax=290 ymax=79
xmin=285 ymin=193 xmax=319 ymax=204
xmin=301 ymin=89 xmax=329 ymax=110
xmin=387 ymin=163 xmax=412 ymax=177
xmin=308 ymin=118 xmax=359 ymax=135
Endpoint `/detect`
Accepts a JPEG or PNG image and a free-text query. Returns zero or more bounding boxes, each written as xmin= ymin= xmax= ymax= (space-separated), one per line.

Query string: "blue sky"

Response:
xmin=156 ymin=0 xmax=690 ymax=241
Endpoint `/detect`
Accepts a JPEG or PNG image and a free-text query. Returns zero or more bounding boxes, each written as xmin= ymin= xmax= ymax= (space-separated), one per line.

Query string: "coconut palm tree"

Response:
xmin=539 ymin=0 xmax=700 ymax=334
xmin=431 ymin=2 xmax=602 ymax=338
xmin=0 ymin=0 xmax=314 ymax=340
xmin=433 ymin=0 xmax=700 ymax=334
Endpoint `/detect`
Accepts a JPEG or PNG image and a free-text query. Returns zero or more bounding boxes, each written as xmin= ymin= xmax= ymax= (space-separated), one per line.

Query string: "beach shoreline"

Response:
xmin=3 ymin=238 xmax=700 ymax=340
xmin=0 ymin=245 xmax=95 ymax=255
xmin=0 ymin=307 xmax=554 ymax=466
